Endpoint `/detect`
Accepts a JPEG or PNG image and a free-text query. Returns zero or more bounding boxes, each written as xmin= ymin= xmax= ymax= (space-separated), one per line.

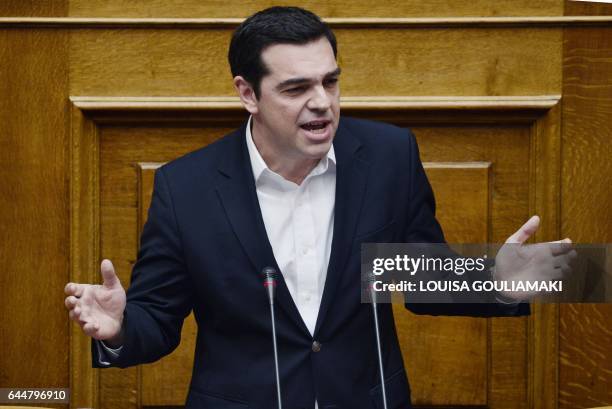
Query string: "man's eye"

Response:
xmin=324 ymin=78 xmax=338 ymax=87
xmin=285 ymin=86 xmax=306 ymax=94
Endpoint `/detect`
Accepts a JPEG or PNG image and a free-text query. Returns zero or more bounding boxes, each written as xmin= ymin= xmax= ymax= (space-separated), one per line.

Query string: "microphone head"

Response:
xmin=261 ymin=266 xmax=277 ymax=287
xmin=361 ymin=268 xmax=378 ymax=304
xmin=261 ymin=266 xmax=277 ymax=301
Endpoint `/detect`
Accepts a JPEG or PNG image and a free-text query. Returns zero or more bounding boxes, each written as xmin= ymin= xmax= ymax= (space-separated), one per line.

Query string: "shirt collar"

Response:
xmin=245 ymin=116 xmax=336 ymax=185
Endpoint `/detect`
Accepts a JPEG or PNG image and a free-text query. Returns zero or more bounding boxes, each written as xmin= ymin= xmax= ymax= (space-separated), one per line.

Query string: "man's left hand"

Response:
xmin=494 ymin=215 xmax=577 ymax=301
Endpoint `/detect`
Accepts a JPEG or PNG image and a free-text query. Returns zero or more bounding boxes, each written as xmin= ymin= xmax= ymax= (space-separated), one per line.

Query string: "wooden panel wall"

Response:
xmin=67 ymin=0 xmax=563 ymax=18
xmin=560 ymin=1 xmax=612 ymax=408
xmin=0 ymin=1 xmax=67 ymax=17
xmin=0 ymin=1 xmax=610 ymax=408
xmin=0 ymin=24 xmax=69 ymax=396
xmin=68 ymin=27 xmax=561 ymax=97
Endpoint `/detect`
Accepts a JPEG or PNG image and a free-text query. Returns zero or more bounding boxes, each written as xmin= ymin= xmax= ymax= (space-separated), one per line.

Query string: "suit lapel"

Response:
xmin=214 ymin=124 xmax=311 ymax=337
xmin=314 ymin=121 xmax=370 ymax=336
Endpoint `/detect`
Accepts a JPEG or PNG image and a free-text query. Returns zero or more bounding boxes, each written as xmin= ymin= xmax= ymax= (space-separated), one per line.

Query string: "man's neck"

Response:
xmin=251 ymin=123 xmax=320 ymax=185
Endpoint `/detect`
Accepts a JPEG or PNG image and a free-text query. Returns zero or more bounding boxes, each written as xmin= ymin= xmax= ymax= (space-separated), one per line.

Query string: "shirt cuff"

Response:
xmin=95 ymin=340 xmax=123 ymax=366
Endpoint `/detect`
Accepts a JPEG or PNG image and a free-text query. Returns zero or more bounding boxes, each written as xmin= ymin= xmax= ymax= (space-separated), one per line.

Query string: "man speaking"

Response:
xmin=64 ymin=6 xmax=573 ymax=409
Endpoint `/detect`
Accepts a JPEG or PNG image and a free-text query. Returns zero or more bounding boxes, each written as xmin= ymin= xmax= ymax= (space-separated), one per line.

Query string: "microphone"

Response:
xmin=262 ymin=267 xmax=282 ymax=409
xmin=366 ymin=271 xmax=389 ymax=409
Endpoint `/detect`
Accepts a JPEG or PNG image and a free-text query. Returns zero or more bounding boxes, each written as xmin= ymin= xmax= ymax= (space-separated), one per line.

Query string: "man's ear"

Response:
xmin=233 ymin=76 xmax=258 ymax=115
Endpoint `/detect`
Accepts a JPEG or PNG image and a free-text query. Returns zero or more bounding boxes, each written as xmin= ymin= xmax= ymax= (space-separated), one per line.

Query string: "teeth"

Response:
xmin=309 ymin=127 xmax=326 ymax=134
xmin=302 ymin=122 xmax=327 ymax=131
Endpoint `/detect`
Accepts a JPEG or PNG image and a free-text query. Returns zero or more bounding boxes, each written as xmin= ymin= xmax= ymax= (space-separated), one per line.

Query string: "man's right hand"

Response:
xmin=64 ymin=259 xmax=127 ymax=346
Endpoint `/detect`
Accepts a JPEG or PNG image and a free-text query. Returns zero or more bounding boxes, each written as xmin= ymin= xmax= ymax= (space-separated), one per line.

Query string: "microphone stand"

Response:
xmin=369 ymin=274 xmax=389 ymax=409
xmin=262 ymin=267 xmax=283 ymax=409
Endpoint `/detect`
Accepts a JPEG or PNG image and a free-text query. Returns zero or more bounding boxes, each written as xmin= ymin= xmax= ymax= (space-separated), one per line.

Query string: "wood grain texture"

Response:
xmin=0 ymin=27 xmax=69 ymax=394
xmin=395 ymin=163 xmax=490 ymax=406
xmin=424 ymin=163 xmax=492 ymax=243
xmin=559 ymin=3 xmax=612 ymax=405
xmin=68 ymin=0 xmax=563 ymax=18
xmin=413 ymin=126 xmax=532 ymax=244
xmin=69 ymin=27 xmax=561 ymax=97
xmin=559 ymin=304 xmax=612 ymax=408
xmin=394 ymin=309 xmax=489 ymax=406
xmin=528 ymin=304 xmax=559 ymax=409
xmin=489 ymin=314 xmax=530 ymax=409
xmin=565 ymin=0 xmax=612 ymax=16
xmin=561 ymin=27 xmax=612 ymax=242
xmin=0 ymin=0 xmax=66 ymax=17
xmin=69 ymin=104 xmax=100 ymax=408
xmin=531 ymin=102 xmax=562 ymax=244
xmin=525 ymin=100 xmax=562 ymax=409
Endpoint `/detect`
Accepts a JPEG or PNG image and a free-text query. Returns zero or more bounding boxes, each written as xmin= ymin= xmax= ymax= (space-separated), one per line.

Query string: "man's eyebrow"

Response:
xmin=276 ymin=68 xmax=342 ymax=90
xmin=326 ymin=67 xmax=342 ymax=78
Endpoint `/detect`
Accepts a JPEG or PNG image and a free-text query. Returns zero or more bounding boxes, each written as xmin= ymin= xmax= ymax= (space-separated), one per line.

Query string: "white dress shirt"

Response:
xmin=247 ymin=116 xmax=335 ymax=409
xmin=246 ymin=116 xmax=336 ymax=336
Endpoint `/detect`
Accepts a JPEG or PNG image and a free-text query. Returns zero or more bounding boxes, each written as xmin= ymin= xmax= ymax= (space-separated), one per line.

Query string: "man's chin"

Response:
xmin=301 ymin=141 xmax=333 ymax=160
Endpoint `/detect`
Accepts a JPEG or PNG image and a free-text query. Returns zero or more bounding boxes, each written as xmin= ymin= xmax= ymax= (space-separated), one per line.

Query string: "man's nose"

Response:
xmin=307 ymin=85 xmax=331 ymax=111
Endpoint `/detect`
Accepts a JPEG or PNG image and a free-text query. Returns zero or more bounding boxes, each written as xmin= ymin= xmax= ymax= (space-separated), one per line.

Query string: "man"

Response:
xmin=64 ymin=6 xmax=573 ymax=408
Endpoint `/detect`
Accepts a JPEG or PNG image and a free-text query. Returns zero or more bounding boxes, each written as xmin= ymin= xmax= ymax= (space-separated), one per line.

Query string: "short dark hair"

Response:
xmin=228 ymin=6 xmax=337 ymax=98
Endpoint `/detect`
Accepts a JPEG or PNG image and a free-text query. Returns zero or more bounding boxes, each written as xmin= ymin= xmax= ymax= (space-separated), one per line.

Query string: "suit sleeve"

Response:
xmin=92 ymin=167 xmax=194 ymax=368
xmin=400 ymin=130 xmax=529 ymax=317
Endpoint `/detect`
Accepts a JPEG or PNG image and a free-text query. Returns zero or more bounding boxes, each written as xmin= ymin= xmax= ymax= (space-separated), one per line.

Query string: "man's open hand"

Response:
xmin=64 ymin=259 xmax=126 ymax=344
xmin=494 ymin=216 xmax=577 ymax=301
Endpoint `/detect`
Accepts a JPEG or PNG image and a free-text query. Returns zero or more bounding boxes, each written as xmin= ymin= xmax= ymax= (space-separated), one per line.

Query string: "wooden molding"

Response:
xmin=528 ymin=101 xmax=562 ymax=409
xmin=0 ymin=16 xmax=611 ymax=28
xmin=69 ymin=95 xmax=560 ymax=125
xmin=70 ymin=95 xmax=560 ymax=110
xmin=423 ymin=161 xmax=493 ymax=169
xmin=69 ymin=102 xmax=100 ymax=409
xmin=529 ymin=304 xmax=560 ymax=409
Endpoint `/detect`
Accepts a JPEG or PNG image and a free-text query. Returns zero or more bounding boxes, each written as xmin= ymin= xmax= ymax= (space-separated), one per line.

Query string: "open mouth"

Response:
xmin=300 ymin=120 xmax=330 ymax=134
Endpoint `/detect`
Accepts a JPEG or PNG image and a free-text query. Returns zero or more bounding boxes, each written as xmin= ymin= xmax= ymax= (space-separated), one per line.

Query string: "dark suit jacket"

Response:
xmin=93 ymin=117 xmax=528 ymax=409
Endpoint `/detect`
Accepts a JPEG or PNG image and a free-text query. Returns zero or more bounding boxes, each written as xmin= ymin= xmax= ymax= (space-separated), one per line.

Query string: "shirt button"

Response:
xmin=312 ymin=341 xmax=322 ymax=352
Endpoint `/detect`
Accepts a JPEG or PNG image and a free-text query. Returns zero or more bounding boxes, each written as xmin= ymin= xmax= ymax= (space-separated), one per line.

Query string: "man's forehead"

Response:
xmin=260 ymin=38 xmax=337 ymax=80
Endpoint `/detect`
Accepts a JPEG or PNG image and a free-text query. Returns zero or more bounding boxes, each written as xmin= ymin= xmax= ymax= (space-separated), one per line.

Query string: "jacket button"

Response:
xmin=312 ymin=341 xmax=322 ymax=352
